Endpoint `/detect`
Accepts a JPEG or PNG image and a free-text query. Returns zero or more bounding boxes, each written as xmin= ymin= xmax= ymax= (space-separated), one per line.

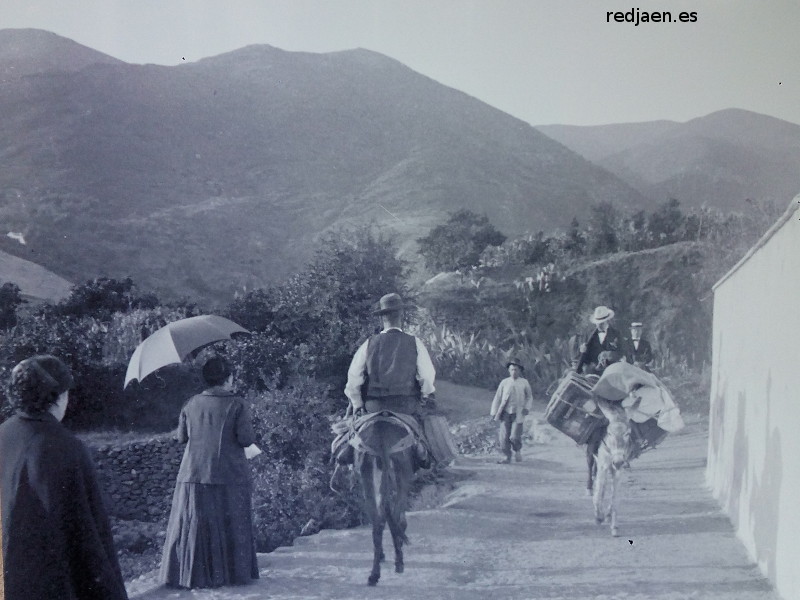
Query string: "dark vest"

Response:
xmin=363 ymin=330 xmax=419 ymax=399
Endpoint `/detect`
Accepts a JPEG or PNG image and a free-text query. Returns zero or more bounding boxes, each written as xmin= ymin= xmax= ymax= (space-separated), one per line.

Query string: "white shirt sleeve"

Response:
xmin=344 ymin=339 xmax=370 ymax=409
xmin=414 ymin=337 xmax=436 ymax=397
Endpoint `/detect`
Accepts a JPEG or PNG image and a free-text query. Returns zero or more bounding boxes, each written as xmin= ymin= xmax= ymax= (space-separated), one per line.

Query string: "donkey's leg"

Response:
xmin=609 ymin=468 xmax=620 ymax=537
xmin=586 ymin=447 xmax=597 ymax=495
xmin=593 ymin=455 xmax=608 ymax=524
xmin=388 ymin=455 xmax=412 ymax=574
xmin=387 ymin=513 xmax=405 ymax=573
xmin=365 ymin=455 xmax=385 ymax=586
xmin=368 ymin=519 xmax=385 ymax=586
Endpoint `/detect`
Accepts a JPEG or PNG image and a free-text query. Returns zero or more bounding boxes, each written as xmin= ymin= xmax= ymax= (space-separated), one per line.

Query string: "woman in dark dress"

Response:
xmin=0 ymin=355 xmax=128 ymax=600
xmin=159 ymin=355 xmax=259 ymax=588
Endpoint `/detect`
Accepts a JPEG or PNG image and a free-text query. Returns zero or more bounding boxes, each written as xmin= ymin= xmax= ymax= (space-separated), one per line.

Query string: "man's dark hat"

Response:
xmin=506 ymin=358 xmax=525 ymax=372
xmin=372 ymin=293 xmax=411 ymax=315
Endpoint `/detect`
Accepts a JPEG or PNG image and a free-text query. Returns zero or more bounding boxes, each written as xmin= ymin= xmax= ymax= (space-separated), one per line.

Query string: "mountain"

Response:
xmin=538 ymin=109 xmax=800 ymax=211
xmin=0 ymin=29 xmax=649 ymax=303
xmin=0 ymin=28 xmax=122 ymax=78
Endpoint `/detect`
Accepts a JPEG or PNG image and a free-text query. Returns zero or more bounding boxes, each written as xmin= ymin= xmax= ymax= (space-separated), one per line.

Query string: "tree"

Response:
xmin=648 ymin=198 xmax=685 ymax=245
xmin=620 ymin=209 xmax=650 ymax=251
xmin=417 ymin=210 xmax=506 ymax=273
xmin=0 ymin=282 xmax=24 ymax=330
xmin=227 ymin=226 xmax=409 ymax=383
xmin=586 ymin=202 xmax=621 ymax=255
xmin=562 ymin=217 xmax=586 ymax=257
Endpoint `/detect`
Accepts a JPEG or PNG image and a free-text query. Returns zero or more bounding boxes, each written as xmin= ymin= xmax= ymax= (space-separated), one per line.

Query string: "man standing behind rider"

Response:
xmin=626 ymin=321 xmax=654 ymax=371
xmin=345 ymin=293 xmax=436 ymax=418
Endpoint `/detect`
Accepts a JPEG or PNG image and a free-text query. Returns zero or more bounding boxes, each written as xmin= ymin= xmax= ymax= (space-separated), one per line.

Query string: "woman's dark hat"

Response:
xmin=372 ymin=293 xmax=411 ymax=315
xmin=506 ymin=358 xmax=525 ymax=372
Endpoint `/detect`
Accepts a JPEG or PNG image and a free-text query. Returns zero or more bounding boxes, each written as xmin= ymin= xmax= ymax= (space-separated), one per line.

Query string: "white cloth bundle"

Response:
xmin=621 ymin=385 xmax=685 ymax=432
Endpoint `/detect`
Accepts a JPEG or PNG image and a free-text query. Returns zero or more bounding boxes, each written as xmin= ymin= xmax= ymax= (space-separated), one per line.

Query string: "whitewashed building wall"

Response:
xmin=707 ymin=196 xmax=800 ymax=600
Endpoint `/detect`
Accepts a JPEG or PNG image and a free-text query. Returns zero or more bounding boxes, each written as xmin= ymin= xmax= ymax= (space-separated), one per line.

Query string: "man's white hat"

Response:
xmin=590 ymin=305 xmax=615 ymax=324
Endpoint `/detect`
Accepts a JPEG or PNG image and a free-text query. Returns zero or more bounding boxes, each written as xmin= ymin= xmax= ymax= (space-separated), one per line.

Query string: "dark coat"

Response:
xmin=576 ymin=326 xmax=623 ymax=374
xmin=626 ymin=338 xmax=654 ymax=369
xmin=175 ymin=390 xmax=256 ymax=485
xmin=0 ymin=413 xmax=128 ymax=600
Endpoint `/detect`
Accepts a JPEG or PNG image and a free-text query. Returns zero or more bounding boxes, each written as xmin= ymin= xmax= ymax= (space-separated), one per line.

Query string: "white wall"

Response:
xmin=707 ymin=196 xmax=800 ymax=600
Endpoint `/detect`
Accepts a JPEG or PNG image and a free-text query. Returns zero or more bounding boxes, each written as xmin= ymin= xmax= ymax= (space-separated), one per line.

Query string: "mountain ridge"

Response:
xmin=0 ymin=29 xmax=650 ymax=303
xmin=537 ymin=109 xmax=800 ymax=209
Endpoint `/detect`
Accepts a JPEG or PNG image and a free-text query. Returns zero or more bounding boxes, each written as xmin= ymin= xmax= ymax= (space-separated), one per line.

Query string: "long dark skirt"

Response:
xmin=160 ymin=482 xmax=259 ymax=588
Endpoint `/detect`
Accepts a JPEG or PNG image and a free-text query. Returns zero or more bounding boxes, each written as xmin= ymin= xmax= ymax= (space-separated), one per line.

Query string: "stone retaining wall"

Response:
xmin=89 ymin=434 xmax=183 ymax=522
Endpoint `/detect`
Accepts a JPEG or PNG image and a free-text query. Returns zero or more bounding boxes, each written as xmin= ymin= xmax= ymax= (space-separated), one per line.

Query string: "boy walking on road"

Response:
xmin=490 ymin=359 xmax=534 ymax=463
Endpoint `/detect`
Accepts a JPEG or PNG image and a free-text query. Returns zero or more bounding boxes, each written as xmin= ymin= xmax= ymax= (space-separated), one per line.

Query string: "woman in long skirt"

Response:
xmin=160 ymin=355 xmax=259 ymax=588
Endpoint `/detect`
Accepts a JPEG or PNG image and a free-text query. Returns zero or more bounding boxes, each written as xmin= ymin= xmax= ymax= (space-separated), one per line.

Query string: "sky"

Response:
xmin=1 ymin=0 xmax=799 ymax=127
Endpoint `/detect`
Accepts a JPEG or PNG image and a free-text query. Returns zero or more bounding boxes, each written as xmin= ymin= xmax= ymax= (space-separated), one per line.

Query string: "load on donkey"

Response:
xmin=545 ymin=358 xmax=685 ymax=535
xmin=329 ymin=293 xmax=457 ymax=585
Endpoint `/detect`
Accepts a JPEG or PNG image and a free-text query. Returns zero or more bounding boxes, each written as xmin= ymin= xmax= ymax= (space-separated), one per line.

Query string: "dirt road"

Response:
xmin=128 ymin=383 xmax=780 ymax=600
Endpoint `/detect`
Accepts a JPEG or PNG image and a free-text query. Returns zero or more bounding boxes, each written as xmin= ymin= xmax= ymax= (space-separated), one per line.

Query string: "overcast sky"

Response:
xmin=2 ymin=0 xmax=798 ymax=127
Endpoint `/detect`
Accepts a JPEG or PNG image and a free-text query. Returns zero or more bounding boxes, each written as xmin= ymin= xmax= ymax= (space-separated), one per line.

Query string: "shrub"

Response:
xmin=55 ymin=277 xmax=159 ymax=322
xmin=0 ymin=312 xmax=122 ymax=426
xmin=248 ymin=379 xmax=361 ymax=552
xmin=0 ymin=282 xmax=24 ymax=330
xmin=420 ymin=323 xmax=576 ymax=395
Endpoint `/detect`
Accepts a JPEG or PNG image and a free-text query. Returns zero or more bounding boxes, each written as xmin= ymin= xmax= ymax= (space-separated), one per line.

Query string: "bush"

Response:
xmin=56 ymin=277 xmax=159 ymax=322
xmin=420 ymin=323 xmax=576 ymax=395
xmin=0 ymin=282 xmax=24 ymax=330
xmin=248 ymin=379 xmax=361 ymax=552
xmin=0 ymin=312 xmax=123 ymax=427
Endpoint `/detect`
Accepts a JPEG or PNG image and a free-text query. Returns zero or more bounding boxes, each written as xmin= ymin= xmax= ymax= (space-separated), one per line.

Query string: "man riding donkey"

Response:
xmin=575 ymin=305 xmax=626 ymax=494
xmin=331 ymin=293 xmax=435 ymax=489
xmin=331 ymin=292 xmax=440 ymax=585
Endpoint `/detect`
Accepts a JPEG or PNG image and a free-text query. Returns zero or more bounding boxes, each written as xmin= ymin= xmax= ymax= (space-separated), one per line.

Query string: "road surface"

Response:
xmin=128 ymin=408 xmax=779 ymax=600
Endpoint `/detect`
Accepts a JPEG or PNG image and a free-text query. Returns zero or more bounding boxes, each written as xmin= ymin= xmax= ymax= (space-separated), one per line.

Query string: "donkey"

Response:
xmin=591 ymin=399 xmax=631 ymax=537
xmin=352 ymin=413 xmax=417 ymax=586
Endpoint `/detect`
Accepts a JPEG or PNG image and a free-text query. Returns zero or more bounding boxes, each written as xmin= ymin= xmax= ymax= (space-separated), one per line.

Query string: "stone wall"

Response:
xmin=89 ymin=433 xmax=184 ymax=522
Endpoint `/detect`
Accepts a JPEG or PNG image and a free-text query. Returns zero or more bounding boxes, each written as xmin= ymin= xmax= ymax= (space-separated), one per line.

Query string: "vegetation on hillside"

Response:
xmin=417 ymin=198 xmax=782 ymax=389
xmin=0 ymin=227 xmax=405 ymax=559
xmin=417 ymin=209 xmax=506 ymax=273
xmin=0 ymin=195 xmax=784 ymax=575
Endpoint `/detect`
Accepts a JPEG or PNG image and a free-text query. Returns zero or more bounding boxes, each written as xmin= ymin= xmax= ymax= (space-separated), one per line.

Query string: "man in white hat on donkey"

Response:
xmin=575 ymin=305 xmax=624 ymax=375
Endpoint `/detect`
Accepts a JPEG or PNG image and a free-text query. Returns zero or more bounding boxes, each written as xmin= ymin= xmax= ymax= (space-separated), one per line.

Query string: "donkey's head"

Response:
xmin=604 ymin=419 xmax=630 ymax=470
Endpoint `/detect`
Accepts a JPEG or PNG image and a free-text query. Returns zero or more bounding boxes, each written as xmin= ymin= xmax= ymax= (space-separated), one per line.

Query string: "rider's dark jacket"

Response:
xmin=577 ymin=326 xmax=623 ymax=374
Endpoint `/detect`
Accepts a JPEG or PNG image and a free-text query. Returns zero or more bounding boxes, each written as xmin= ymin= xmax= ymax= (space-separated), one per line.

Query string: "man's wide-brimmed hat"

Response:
xmin=506 ymin=358 xmax=525 ymax=372
xmin=372 ymin=293 xmax=411 ymax=315
xmin=590 ymin=305 xmax=615 ymax=324
xmin=630 ymin=322 xmax=643 ymax=328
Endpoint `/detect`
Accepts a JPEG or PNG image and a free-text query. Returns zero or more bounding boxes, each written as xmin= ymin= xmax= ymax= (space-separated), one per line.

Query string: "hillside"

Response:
xmin=0 ymin=29 xmax=648 ymax=303
xmin=418 ymin=242 xmax=717 ymax=369
xmin=538 ymin=109 xmax=800 ymax=211
xmin=0 ymin=247 xmax=72 ymax=301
